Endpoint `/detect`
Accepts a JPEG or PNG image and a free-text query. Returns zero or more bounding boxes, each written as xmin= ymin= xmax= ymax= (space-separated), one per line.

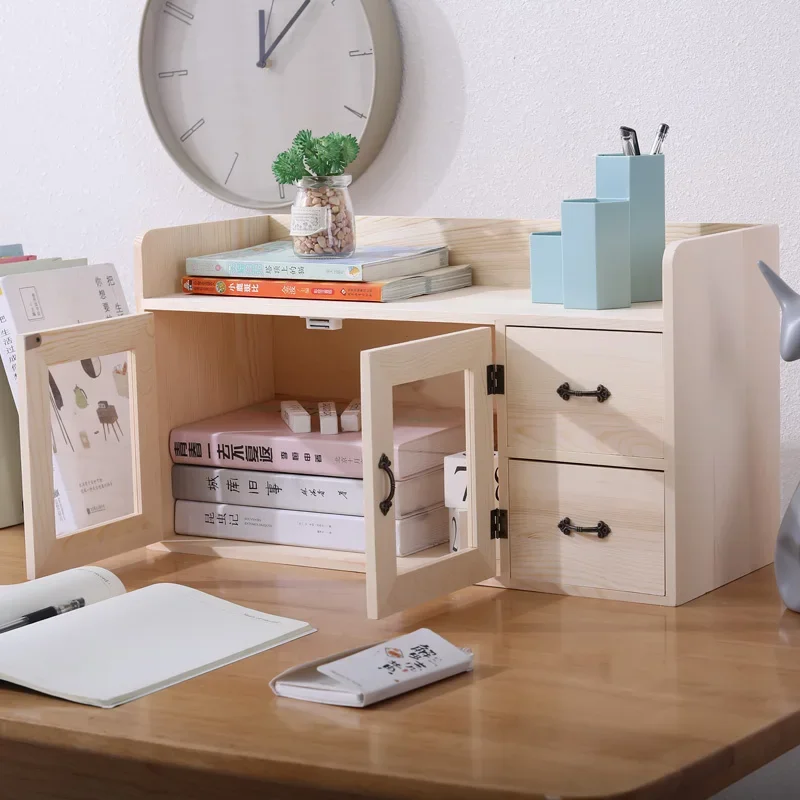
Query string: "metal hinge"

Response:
xmin=487 ymin=364 xmax=505 ymax=395
xmin=490 ymin=509 xmax=508 ymax=539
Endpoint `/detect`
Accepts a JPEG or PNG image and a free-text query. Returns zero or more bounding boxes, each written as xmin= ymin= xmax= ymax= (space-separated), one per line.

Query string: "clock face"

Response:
xmin=140 ymin=0 xmax=398 ymax=209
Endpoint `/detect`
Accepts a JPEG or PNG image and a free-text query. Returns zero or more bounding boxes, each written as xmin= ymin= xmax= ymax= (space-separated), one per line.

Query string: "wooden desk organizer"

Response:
xmin=16 ymin=216 xmax=780 ymax=619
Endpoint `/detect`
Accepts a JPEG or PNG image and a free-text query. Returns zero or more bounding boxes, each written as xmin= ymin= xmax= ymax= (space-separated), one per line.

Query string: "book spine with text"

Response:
xmin=185 ymin=258 xmax=368 ymax=281
xmin=171 ymin=429 xmax=365 ymax=478
xmin=182 ymin=276 xmax=385 ymax=302
xmin=172 ymin=465 xmax=365 ymax=515
xmin=172 ymin=464 xmax=445 ymax=518
xmin=174 ymin=501 xmax=448 ymax=557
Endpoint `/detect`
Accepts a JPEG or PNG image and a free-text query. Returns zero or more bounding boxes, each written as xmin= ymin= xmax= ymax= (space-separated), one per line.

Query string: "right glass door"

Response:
xmin=360 ymin=327 xmax=496 ymax=619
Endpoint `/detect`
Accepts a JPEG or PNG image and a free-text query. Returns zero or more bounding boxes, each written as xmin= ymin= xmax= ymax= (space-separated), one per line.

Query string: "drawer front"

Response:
xmin=505 ymin=327 xmax=665 ymax=460
xmin=509 ymin=460 xmax=665 ymax=595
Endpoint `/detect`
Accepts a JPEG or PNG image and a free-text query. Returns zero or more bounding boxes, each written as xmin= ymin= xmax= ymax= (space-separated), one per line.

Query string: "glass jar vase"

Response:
xmin=290 ymin=175 xmax=356 ymax=257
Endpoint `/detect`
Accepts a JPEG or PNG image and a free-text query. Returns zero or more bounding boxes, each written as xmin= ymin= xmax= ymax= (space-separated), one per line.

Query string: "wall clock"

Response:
xmin=139 ymin=0 xmax=401 ymax=210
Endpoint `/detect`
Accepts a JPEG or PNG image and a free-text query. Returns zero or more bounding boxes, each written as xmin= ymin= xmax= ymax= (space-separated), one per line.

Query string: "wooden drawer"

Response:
xmin=505 ymin=327 xmax=665 ymax=461
xmin=508 ymin=460 xmax=665 ymax=595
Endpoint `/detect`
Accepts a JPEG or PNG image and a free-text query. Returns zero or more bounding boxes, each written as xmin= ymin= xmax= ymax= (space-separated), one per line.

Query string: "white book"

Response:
xmin=0 ymin=258 xmax=88 ymax=530
xmin=171 ymin=464 xmax=444 ymax=518
xmin=0 ymin=263 xmax=132 ymax=535
xmin=175 ymin=501 xmax=449 ymax=556
xmin=271 ymin=628 xmax=473 ymax=707
xmin=0 ymin=568 xmax=314 ymax=708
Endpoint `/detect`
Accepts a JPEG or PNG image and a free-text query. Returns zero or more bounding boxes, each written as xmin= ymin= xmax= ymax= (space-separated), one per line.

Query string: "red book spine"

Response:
xmin=181 ymin=276 xmax=384 ymax=302
xmin=0 ymin=255 xmax=36 ymax=264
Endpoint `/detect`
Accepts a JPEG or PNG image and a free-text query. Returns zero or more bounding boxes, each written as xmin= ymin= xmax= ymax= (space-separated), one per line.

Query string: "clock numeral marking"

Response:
xmin=225 ymin=152 xmax=240 ymax=186
xmin=180 ymin=118 xmax=205 ymax=142
xmin=164 ymin=1 xmax=193 ymax=25
xmin=349 ymin=49 xmax=373 ymax=57
xmin=278 ymin=183 xmax=286 ymax=199
xmin=344 ymin=105 xmax=366 ymax=119
xmin=158 ymin=69 xmax=189 ymax=78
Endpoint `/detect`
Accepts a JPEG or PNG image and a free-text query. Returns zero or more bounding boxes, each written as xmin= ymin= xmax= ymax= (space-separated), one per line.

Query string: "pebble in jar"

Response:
xmin=291 ymin=176 xmax=355 ymax=257
xmin=272 ymin=130 xmax=360 ymax=258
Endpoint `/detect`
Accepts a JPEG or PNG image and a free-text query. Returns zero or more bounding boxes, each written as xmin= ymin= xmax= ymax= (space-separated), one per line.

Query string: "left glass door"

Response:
xmin=18 ymin=313 xmax=162 ymax=578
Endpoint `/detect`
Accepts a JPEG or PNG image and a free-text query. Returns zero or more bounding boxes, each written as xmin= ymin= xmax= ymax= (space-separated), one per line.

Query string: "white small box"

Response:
xmin=318 ymin=401 xmax=339 ymax=435
xmin=280 ymin=400 xmax=311 ymax=434
xmin=447 ymin=508 xmax=469 ymax=552
xmin=340 ymin=399 xmax=361 ymax=432
xmin=443 ymin=450 xmax=500 ymax=511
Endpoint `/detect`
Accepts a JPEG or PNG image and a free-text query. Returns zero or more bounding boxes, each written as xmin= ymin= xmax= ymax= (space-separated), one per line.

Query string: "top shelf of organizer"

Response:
xmin=135 ymin=214 xmax=752 ymax=332
xmin=141 ymin=286 xmax=665 ymax=330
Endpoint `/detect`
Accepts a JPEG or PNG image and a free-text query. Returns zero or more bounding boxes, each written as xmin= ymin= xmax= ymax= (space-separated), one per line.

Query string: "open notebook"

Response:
xmin=0 ymin=568 xmax=314 ymax=708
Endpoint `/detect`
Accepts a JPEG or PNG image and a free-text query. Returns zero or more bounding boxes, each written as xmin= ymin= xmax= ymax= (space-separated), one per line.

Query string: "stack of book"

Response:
xmin=170 ymin=400 xmax=466 ymax=555
xmin=181 ymin=242 xmax=473 ymax=303
xmin=0 ymin=247 xmax=134 ymax=532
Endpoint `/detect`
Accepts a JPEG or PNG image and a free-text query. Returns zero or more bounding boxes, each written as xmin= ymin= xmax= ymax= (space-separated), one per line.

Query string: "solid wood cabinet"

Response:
xmin=16 ymin=216 xmax=781 ymax=616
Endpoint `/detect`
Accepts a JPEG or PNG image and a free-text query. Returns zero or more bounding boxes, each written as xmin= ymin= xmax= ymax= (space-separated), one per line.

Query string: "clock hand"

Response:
xmin=257 ymin=1 xmax=275 ymax=69
xmin=260 ymin=0 xmax=311 ymax=65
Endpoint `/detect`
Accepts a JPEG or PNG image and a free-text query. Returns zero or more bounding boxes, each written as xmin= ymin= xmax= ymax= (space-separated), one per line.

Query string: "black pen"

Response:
xmin=0 ymin=598 xmax=85 ymax=634
xmin=620 ymin=126 xmax=640 ymax=156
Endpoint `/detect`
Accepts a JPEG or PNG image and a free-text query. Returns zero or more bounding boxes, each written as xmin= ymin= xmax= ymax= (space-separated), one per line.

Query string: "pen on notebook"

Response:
xmin=650 ymin=123 xmax=669 ymax=155
xmin=620 ymin=126 xmax=640 ymax=156
xmin=0 ymin=598 xmax=85 ymax=634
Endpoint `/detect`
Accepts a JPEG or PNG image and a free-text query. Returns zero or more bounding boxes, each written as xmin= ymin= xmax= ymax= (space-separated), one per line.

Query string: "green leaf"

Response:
xmin=292 ymin=129 xmax=314 ymax=152
xmin=271 ymin=147 xmax=307 ymax=184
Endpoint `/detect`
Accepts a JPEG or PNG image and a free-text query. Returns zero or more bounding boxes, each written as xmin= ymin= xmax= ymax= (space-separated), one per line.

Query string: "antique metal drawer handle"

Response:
xmin=558 ymin=517 xmax=611 ymax=539
xmin=378 ymin=453 xmax=396 ymax=516
xmin=557 ymin=383 xmax=611 ymax=403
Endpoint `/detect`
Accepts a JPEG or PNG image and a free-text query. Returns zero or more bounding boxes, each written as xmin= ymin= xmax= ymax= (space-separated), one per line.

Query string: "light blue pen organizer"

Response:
xmin=561 ymin=199 xmax=631 ymax=310
xmin=528 ymin=153 xmax=665 ymax=309
xmin=530 ymin=231 xmax=563 ymax=303
xmin=596 ymin=154 xmax=665 ymax=302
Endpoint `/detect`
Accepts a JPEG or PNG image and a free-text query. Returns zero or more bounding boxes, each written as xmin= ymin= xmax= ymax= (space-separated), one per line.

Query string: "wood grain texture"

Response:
xmin=1 ymin=529 xmax=800 ymax=800
xmin=135 ymin=215 xmax=270 ymax=302
xmin=505 ymin=327 xmax=665 ymax=460
xmin=141 ymin=287 xmax=667 ymax=329
xmin=272 ymin=316 xmax=472 ymax=408
xmin=268 ymin=215 xmax=748 ymax=289
xmin=663 ymin=224 xmax=780 ymax=604
xmin=361 ymin=328 xmax=495 ymax=618
xmin=508 ymin=460 xmax=665 ymax=596
xmin=18 ymin=314 xmax=161 ymax=578
xmin=153 ymin=312 xmax=276 ymax=535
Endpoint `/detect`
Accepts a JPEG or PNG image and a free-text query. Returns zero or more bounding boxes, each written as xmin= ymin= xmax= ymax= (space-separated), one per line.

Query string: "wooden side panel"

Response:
xmin=664 ymin=224 xmax=780 ymax=604
xmin=154 ymin=312 xmax=276 ymax=535
xmin=135 ymin=215 xmax=270 ymax=303
xmin=19 ymin=314 xmax=161 ymax=578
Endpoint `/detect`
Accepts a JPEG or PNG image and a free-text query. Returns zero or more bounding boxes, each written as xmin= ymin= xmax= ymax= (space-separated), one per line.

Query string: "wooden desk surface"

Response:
xmin=1 ymin=527 xmax=799 ymax=800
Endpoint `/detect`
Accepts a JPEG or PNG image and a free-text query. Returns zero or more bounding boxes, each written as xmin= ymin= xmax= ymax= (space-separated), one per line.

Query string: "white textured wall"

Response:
xmin=2 ymin=0 xmax=799 ymax=488
xmin=1 ymin=1 xmax=800 ymax=793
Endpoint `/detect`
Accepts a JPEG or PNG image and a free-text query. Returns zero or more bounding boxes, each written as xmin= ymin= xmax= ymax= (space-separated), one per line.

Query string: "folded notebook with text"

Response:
xmin=0 ymin=568 xmax=314 ymax=708
xmin=271 ymin=628 xmax=472 ymax=707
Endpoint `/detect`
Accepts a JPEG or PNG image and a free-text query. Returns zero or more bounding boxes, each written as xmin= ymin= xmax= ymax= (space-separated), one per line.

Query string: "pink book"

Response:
xmin=170 ymin=404 xmax=466 ymax=480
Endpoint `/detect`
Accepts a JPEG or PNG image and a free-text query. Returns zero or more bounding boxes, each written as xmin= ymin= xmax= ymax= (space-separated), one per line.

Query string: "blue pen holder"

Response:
xmin=530 ymin=231 xmax=563 ymax=303
xmin=561 ymin=199 xmax=631 ymax=310
xmin=596 ymin=154 xmax=665 ymax=302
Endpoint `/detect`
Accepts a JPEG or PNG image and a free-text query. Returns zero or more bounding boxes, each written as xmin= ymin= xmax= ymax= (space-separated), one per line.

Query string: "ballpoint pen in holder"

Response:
xmin=620 ymin=127 xmax=636 ymax=156
xmin=620 ymin=126 xmax=640 ymax=156
xmin=650 ymin=123 xmax=669 ymax=155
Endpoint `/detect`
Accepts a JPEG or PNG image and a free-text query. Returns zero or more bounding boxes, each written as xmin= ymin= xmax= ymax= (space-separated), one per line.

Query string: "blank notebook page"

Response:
xmin=0 ymin=583 xmax=313 ymax=708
